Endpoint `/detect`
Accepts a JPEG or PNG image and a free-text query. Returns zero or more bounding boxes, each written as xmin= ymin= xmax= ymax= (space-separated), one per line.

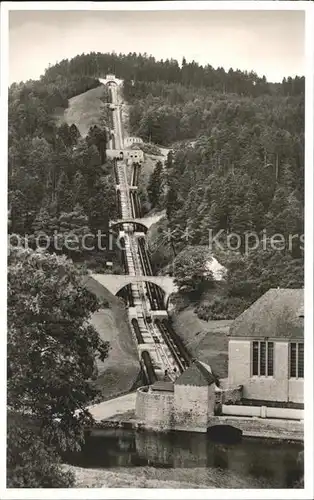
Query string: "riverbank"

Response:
xmin=63 ymin=465 xmax=212 ymax=488
xmin=87 ymin=415 xmax=303 ymax=442
xmin=63 ymin=464 xmax=279 ymax=489
xmin=86 ymin=389 xmax=303 ymax=442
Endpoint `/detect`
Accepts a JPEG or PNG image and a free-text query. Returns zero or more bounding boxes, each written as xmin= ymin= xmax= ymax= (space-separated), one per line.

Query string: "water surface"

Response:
xmin=66 ymin=429 xmax=303 ymax=488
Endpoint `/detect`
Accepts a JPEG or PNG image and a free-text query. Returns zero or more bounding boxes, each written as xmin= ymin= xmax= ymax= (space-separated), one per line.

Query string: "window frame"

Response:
xmin=251 ymin=340 xmax=274 ymax=378
xmin=289 ymin=341 xmax=304 ymax=379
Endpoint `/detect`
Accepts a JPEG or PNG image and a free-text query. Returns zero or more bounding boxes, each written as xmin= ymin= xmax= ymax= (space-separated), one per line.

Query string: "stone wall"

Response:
xmin=135 ymin=382 xmax=304 ymax=436
xmin=207 ymin=415 xmax=303 ymax=441
xmin=136 ymin=387 xmax=174 ymax=431
xmin=174 ymin=385 xmax=214 ymax=432
xmin=215 ymin=379 xmax=243 ymax=405
xmin=136 ymin=384 xmax=216 ymax=433
xmin=228 ymin=339 xmax=303 ymax=404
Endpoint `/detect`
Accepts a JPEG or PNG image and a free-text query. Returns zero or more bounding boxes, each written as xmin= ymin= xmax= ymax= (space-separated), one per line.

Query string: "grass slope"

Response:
xmin=65 ymin=465 xmax=271 ymax=488
xmin=84 ymin=276 xmax=141 ymax=401
xmin=171 ymin=308 xmax=232 ymax=378
xmin=57 ymin=85 xmax=109 ymax=137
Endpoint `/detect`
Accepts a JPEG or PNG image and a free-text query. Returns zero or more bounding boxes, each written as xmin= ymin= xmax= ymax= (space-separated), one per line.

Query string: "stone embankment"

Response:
xmin=86 ymin=393 xmax=303 ymax=442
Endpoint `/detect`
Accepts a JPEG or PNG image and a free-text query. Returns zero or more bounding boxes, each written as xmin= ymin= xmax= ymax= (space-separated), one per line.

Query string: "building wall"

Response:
xmin=228 ymin=339 xmax=303 ymax=404
xmin=136 ymin=384 xmax=215 ymax=433
xmin=136 ymin=387 xmax=174 ymax=430
xmin=173 ymin=385 xmax=212 ymax=432
xmin=106 ymin=149 xmax=144 ymax=162
xmin=124 ymin=137 xmax=143 ymax=147
xmin=288 ymin=379 xmax=304 ymax=404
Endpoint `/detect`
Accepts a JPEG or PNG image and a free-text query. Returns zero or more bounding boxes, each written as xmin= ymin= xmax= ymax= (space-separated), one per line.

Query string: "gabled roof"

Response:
xmin=174 ymin=360 xmax=215 ymax=387
xmin=229 ymin=288 xmax=304 ymax=339
xmin=151 ymin=381 xmax=174 ymax=392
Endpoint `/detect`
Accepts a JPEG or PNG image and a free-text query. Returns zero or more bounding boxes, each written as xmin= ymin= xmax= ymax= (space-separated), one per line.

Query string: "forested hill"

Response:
xmin=8 ymin=56 xmax=117 ymax=271
xmin=8 ymin=52 xmax=304 ymax=318
xmin=44 ymin=51 xmax=304 ymax=96
xmin=128 ymin=78 xmax=304 ymax=319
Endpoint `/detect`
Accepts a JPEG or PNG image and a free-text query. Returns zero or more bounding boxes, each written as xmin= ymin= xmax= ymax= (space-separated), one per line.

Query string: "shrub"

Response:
xmin=195 ymin=296 xmax=253 ymax=321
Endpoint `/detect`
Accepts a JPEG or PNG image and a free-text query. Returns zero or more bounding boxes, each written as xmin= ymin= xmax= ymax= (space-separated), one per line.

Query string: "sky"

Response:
xmin=8 ymin=9 xmax=305 ymax=84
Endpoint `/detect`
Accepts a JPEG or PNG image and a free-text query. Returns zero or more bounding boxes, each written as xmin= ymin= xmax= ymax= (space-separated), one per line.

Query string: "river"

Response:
xmin=65 ymin=429 xmax=303 ymax=488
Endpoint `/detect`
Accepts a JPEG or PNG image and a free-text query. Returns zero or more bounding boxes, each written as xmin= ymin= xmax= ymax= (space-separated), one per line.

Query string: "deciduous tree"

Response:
xmin=7 ymin=247 xmax=109 ymax=486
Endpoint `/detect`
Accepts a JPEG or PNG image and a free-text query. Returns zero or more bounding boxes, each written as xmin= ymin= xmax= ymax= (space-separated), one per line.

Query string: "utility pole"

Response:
xmin=275 ymin=153 xmax=279 ymax=181
xmin=265 ymin=151 xmax=279 ymax=182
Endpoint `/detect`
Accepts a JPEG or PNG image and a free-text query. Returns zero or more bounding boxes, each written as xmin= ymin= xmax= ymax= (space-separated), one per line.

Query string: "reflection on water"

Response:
xmin=65 ymin=429 xmax=303 ymax=488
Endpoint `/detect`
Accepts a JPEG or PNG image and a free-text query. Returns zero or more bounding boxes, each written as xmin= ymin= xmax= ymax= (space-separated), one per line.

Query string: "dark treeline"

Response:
xmin=44 ymin=51 xmax=304 ymax=97
xmin=124 ymin=80 xmax=305 ymax=146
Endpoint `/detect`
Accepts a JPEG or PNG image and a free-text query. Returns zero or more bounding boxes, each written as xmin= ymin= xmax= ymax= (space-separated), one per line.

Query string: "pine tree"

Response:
xmin=86 ymin=125 xmax=107 ymax=164
xmin=73 ymin=171 xmax=89 ymax=210
xmin=165 ymin=150 xmax=174 ymax=169
xmin=166 ymin=184 xmax=180 ymax=221
xmin=147 ymin=160 xmax=163 ymax=209
xmin=8 ymin=190 xmax=27 ymax=235
xmin=56 ymin=172 xmax=74 ymax=213
xmin=58 ymin=204 xmax=92 ymax=255
xmin=69 ymin=123 xmax=80 ymax=145
xmin=57 ymin=123 xmax=72 ymax=148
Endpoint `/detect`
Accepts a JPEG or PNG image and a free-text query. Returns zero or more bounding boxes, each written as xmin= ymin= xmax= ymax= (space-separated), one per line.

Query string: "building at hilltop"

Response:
xmin=228 ymin=288 xmax=304 ymax=404
xmin=99 ymin=74 xmax=123 ymax=87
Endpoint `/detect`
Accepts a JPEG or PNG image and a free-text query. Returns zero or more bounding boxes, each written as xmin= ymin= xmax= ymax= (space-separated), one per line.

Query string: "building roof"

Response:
xmin=174 ymin=360 xmax=216 ymax=387
xmin=151 ymin=381 xmax=174 ymax=392
xmin=229 ymin=288 xmax=304 ymax=340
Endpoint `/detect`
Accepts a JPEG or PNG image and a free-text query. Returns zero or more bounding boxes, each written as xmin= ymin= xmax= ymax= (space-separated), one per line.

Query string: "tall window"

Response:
xmin=290 ymin=342 xmax=304 ymax=378
xmin=252 ymin=341 xmax=274 ymax=376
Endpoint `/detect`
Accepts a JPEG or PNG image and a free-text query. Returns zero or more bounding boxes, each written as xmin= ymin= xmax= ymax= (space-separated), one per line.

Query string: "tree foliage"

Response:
xmin=7 ymin=418 xmax=75 ymax=488
xmin=147 ymin=160 xmax=163 ymax=209
xmin=135 ymin=74 xmax=304 ymax=317
xmin=7 ymin=247 xmax=109 ymax=486
xmin=173 ymin=246 xmax=215 ymax=297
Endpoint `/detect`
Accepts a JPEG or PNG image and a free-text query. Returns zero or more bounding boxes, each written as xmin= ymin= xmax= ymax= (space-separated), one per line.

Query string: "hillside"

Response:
xmin=83 ymin=276 xmax=141 ymax=401
xmin=171 ymin=308 xmax=231 ymax=378
xmin=56 ymin=85 xmax=110 ymax=137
